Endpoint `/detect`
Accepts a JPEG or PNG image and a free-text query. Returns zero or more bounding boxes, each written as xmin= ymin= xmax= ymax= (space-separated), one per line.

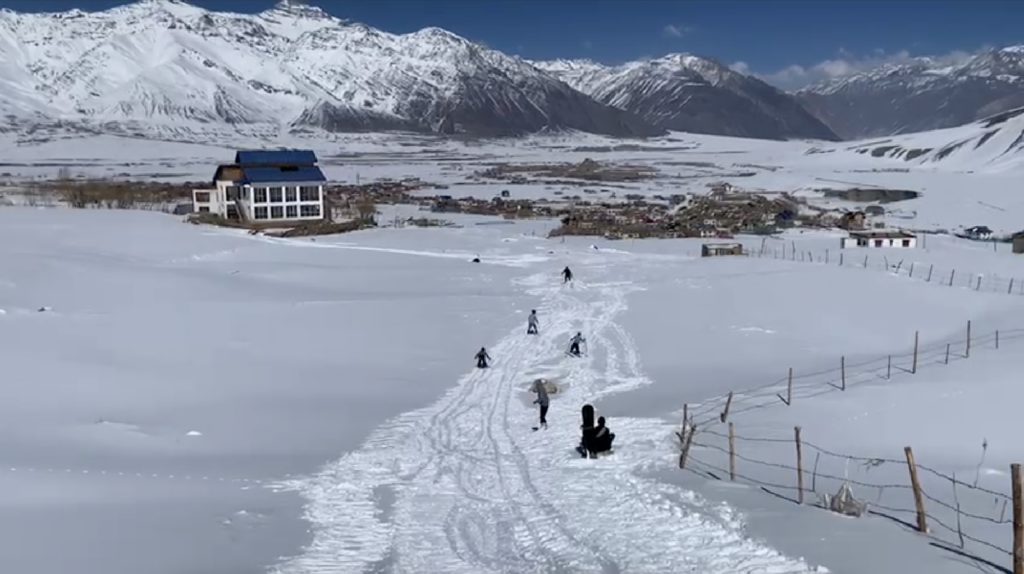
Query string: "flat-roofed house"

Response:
xmin=192 ymin=149 xmax=327 ymax=223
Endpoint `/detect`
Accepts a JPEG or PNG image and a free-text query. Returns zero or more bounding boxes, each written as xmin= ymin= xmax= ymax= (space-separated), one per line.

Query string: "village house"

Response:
xmin=841 ymin=230 xmax=918 ymax=249
xmin=192 ymin=150 xmax=327 ymax=223
xmin=962 ymin=225 xmax=994 ymax=240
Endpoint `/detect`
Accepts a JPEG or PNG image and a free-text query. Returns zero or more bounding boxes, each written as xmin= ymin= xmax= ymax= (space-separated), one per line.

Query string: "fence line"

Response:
xmin=686 ymin=325 xmax=1024 ymax=430
xmin=748 ymin=244 xmax=1024 ymax=297
xmin=676 ymin=422 xmax=1022 ymax=567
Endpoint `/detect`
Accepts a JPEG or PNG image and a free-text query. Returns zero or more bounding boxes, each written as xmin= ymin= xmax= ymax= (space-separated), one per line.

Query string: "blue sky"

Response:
xmin=2 ymin=0 xmax=1020 ymax=87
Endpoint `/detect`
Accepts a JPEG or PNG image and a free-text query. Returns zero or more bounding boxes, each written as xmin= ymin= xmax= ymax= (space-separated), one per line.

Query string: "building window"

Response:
xmin=270 ymin=206 xmax=284 ymax=219
xmin=226 ymin=186 xmax=240 ymax=201
xmin=874 ymin=239 xmax=883 ymax=247
xmin=285 ymin=187 xmax=297 ymax=202
xmin=198 ymin=206 xmax=210 ymax=213
xmin=286 ymin=205 xmax=298 ymax=219
xmin=194 ymin=191 xmax=210 ymax=203
xmin=269 ymin=187 xmax=283 ymax=203
xmin=253 ymin=187 xmax=268 ymax=203
xmin=300 ymin=186 xmax=320 ymax=202
xmin=300 ymin=204 xmax=321 ymax=218
xmin=902 ymin=239 xmax=911 ymax=247
xmin=254 ymin=206 xmax=268 ymax=220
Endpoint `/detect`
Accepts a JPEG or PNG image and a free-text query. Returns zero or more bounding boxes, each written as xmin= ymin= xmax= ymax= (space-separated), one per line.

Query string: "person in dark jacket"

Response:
xmin=562 ymin=266 xmax=573 ymax=283
xmin=532 ymin=379 xmax=549 ymax=429
xmin=568 ymin=332 xmax=585 ymax=356
xmin=592 ymin=416 xmax=615 ymax=453
xmin=475 ymin=347 xmax=491 ymax=368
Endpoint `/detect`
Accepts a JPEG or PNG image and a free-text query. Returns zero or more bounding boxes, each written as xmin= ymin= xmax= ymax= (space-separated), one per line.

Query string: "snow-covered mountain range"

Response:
xmin=795 ymin=47 xmax=1024 ymax=139
xmin=0 ymin=0 xmax=664 ymax=140
xmin=531 ymin=56 xmax=839 ymax=141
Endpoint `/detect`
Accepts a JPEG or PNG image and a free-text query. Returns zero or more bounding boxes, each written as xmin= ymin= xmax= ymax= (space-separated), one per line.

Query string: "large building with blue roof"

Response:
xmin=192 ymin=149 xmax=328 ymax=223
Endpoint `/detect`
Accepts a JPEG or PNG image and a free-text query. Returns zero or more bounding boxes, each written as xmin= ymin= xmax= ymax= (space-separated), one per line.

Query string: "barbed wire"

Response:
xmin=686 ymin=326 xmax=1024 ymax=429
xmin=679 ymin=426 xmax=1017 ymax=562
xmin=749 ymin=246 xmax=1024 ymax=297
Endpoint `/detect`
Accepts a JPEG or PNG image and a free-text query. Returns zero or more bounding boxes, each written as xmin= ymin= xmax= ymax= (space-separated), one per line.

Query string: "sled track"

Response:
xmin=272 ymin=265 xmax=822 ymax=574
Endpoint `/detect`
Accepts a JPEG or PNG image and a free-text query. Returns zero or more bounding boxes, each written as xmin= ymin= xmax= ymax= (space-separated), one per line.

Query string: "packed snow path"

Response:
xmin=272 ymin=254 xmax=819 ymax=574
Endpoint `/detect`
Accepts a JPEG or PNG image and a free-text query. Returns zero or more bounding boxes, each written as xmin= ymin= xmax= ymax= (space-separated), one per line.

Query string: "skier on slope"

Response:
xmin=475 ymin=347 xmax=491 ymax=369
xmin=532 ymin=379 xmax=549 ymax=430
xmin=527 ymin=310 xmax=539 ymax=335
xmin=562 ymin=266 xmax=573 ymax=284
xmin=568 ymin=331 xmax=586 ymax=356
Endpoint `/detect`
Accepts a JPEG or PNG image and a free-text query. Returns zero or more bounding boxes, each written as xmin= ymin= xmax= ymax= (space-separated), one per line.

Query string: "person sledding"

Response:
xmin=527 ymin=310 xmax=539 ymax=335
xmin=475 ymin=347 xmax=491 ymax=369
xmin=592 ymin=416 xmax=615 ymax=453
xmin=562 ymin=266 xmax=573 ymax=284
xmin=567 ymin=332 xmax=586 ymax=356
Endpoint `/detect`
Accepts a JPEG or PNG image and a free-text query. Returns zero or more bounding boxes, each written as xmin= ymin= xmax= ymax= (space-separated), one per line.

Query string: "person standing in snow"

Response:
xmin=475 ymin=347 xmax=491 ymax=369
xmin=532 ymin=379 xmax=550 ymax=429
xmin=527 ymin=310 xmax=539 ymax=335
xmin=562 ymin=266 xmax=573 ymax=284
xmin=568 ymin=332 xmax=586 ymax=356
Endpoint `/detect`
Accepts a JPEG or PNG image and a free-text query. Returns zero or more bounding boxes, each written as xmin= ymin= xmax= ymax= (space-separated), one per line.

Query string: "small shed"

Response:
xmin=701 ymin=242 xmax=744 ymax=257
xmin=1013 ymin=233 xmax=1024 ymax=254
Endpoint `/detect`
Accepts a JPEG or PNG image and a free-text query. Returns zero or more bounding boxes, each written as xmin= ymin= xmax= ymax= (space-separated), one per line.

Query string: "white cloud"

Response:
xmin=663 ymin=24 xmax=690 ymax=39
xmin=740 ymin=47 xmax=984 ymax=90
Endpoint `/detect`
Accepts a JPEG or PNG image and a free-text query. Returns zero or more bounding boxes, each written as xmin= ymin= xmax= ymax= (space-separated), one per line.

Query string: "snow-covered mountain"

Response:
xmin=0 ymin=0 xmax=664 ymax=140
xmin=795 ymin=47 xmax=1024 ymax=140
xmin=531 ymin=55 xmax=840 ymax=142
xmin=811 ymin=106 xmax=1024 ymax=172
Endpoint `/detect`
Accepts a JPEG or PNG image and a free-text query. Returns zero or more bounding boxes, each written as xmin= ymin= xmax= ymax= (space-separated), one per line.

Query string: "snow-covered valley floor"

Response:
xmin=2 ymin=205 xmax=1022 ymax=574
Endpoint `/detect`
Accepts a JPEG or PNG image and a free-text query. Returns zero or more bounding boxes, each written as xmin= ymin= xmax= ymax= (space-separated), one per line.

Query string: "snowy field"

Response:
xmin=3 ymin=111 xmax=1024 ymax=235
xmin=2 ymin=203 xmax=1023 ymax=574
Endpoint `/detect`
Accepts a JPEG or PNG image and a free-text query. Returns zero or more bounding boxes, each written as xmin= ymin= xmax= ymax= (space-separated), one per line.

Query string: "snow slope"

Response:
xmin=5 ymin=205 xmax=1024 ymax=574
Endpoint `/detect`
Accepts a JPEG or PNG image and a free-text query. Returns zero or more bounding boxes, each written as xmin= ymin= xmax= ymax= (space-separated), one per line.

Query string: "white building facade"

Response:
xmin=841 ymin=230 xmax=918 ymax=249
xmin=192 ymin=149 xmax=327 ymax=223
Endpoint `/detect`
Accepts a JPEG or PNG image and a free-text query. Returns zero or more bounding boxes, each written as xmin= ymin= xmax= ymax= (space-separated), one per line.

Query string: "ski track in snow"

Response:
xmin=269 ymin=254 xmax=823 ymax=574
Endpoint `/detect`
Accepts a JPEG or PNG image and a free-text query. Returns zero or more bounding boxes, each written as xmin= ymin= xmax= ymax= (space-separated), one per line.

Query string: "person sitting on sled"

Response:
xmin=527 ymin=310 xmax=539 ymax=335
xmin=592 ymin=416 xmax=615 ymax=453
xmin=568 ymin=332 xmax=585 ymax=356
xmin=475 ymin=347 xmax=491 ymax=368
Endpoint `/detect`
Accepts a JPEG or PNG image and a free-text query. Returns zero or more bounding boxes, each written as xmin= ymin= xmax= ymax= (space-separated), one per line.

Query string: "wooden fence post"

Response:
xmin=945 ymin=343 xmax=950 ymax=364
xmin=927 ymin=264 xmax=934 ymax=282
xmin=863 ymin=254 xmax=869 ymax=268
xmin=728 ymin=422 xmax=736 ymax=481
xmin=720 ymin=391 xmax=733 ymax=423
xmin=966 ymin=320 xmax=972 ymax=358
xmin=905 ymin=446 xmax=928 ymax=533
xmin=976 ymin=276 xmax=982 ymax=291
xmin=839 ymin=252 xmax=844 ymax=266
xmin=997 ymin=330 xmax=1001 ymax=349
xmin=887 ymin=355 xmax=892 ymax=379
xmin=679 ymin=423 xmax=696 ymax=469
xmin=909 ymin=261 xmax=915 ymax=277
xmin=1012 ymin=463 xmax=1022 ymax=574
xmin=840 ymin=356 xmax=846 ymax=390
xmin=1010 ymin=278 xmax=1015 ymax=295
xmin=912 ymin=331 xmax=919 ymax=374
xmin=795 ymin=426 xmax=804 ymax=504
xmin=777 ymin=367 xmax=793 ymax=405
xmin=949 ymin=269 xmax=956 ymax=286
xmin=825 ymin=249 xmax=829 ymax=264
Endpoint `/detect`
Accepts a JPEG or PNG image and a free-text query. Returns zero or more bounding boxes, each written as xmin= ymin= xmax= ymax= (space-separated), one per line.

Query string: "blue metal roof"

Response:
xmin=234 ymin=149 xmax=318 ymax=166
xmin=240 ymin=165 xmax=326 ymax=184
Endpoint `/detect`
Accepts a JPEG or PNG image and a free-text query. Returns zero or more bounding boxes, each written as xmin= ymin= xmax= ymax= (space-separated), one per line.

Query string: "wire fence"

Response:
xmin=678 ymin=423 xmax=1019 ymax=567
xmin=675 ymin=320 xmax=1024 ymax=570
xmin=686 ymin=326 xmax=1024 ymax=430
xmin=748 ymin=244 xmax=1024 ymax=297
